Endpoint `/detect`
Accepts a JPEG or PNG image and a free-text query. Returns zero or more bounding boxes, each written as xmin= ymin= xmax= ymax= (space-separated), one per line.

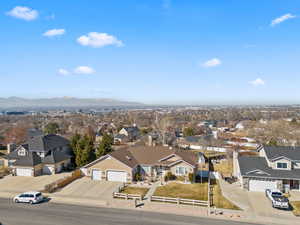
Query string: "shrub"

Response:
xmin=188 ymin=173 xmax=194 ymax=183
xmin=134 ymin=172 xmax=142 ymax=181
xmin=164 ymin=172 xmax=176 ymax=182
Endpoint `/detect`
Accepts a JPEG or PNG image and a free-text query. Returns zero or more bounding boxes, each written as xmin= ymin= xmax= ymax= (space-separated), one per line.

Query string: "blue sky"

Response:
xmin=1 ymin=0 xmax=300 ymax=105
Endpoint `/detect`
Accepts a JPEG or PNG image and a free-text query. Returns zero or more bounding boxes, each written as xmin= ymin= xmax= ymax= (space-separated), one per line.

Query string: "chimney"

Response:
xmin=148 ymin=135 xmax=153 ymax=146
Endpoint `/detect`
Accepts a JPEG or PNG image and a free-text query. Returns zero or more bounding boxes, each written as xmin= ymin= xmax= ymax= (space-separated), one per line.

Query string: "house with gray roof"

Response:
xmin=7 ymin=134 xmax=73 ymax=176
xmin=118 ymin=126 xmax=140 ymax=142
xmin=234 ymin=146 xmax=300 ymax=192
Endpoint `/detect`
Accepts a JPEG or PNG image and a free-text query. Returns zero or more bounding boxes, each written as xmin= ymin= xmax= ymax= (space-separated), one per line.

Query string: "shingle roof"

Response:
xmin=27 ymin=134 xmax=70 ymax=153
xmin=109 ymin=149 xmax=139 ymax=168
xmin=112 ymin=146 xmax=198 ymax=167
xmin=264 ymin=146 xmax=300 ymax=161
xmin=238 ymin=156 xmax=300 ymax=180
xmin=14 ymin=152 xmax=42 ymax=167
xmin=43 ymin=150 xmax=72 ymax=164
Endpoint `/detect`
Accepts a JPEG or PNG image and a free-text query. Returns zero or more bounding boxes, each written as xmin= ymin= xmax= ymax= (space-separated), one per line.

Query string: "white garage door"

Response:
xmin=16 ymin=168 xmax=32 ymax=176
xmin=43 ymin=165 xmax=54 ymax=175
xmin=107 ymin=171 xmax=127 ymax=182
xmin=249 ymin=179 xmax=277 ymax=192
xmin=92 ymin=169 xmax=102 ymax=180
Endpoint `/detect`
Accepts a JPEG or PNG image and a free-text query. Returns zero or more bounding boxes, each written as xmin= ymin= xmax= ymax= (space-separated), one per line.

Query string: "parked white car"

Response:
xmin=265 ymin=189 xmax=289 ymax=209
xmin=13 ymin=191 xmax=44 ymax=204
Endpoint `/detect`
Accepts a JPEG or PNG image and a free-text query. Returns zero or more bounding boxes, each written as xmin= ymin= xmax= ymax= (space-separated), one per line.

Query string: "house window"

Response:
xmin=277 ymin=162 xmax=288 ymax=169
xmin=176 ymin=166 xmax=187 ymax=176
xmin=18 ymin=149 xmax=26 ymax=156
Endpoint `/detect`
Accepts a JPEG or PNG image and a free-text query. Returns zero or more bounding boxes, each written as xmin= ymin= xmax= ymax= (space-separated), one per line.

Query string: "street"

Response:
xmin=0 ymin=198 xmax=259 ymax=225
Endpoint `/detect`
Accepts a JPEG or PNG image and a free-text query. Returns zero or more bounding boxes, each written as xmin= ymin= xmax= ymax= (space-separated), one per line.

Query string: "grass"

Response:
xmin=290 ymin=201 xmax=300 ymax=216
xmin=121 ymin=186 xmax=149 ymax=197
xmin=213 ymin=160 xmax=233 ymax=176
xmin=153 ymin=181 xmax=240 ymax=210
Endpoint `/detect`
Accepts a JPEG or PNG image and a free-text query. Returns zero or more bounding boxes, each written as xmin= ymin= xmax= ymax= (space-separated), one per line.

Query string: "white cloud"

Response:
xmin=58 ymin=68 xmax=70 ymax=75
xmin=202 ymin=58 xmax=222 ymax=68
xmin=74 ymin=66 xmax=95 ymax=74
xmin=250 ymin=78 xmax=265 ymax=86
xmin=77 ymin=32 xmax=123 ymax=48
xmin=43 ymin=29 xmax=65 ymax=37
xmin=271 ymin=13 xmax=296 ymax=26
xmin=6 ymin=6 xmax=38 ymax=21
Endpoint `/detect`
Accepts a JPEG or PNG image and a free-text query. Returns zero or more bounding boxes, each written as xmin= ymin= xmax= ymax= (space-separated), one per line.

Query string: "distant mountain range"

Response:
xmin=0 ymin=97 xmax=143 ymax=110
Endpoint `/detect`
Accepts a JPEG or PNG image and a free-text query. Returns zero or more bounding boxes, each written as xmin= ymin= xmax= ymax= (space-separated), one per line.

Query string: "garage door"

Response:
xmin=249 ymin=179 xmax=277 ymax=192
xmin=107 ymin=171 xmax=127 ymax=182
xmin=43 ymin=165 xmax=54 ymax=175
xmin=92 ymin=169 xmax=102 ymax=180
xmin=16 ymin=168 xmax=32 ymax=176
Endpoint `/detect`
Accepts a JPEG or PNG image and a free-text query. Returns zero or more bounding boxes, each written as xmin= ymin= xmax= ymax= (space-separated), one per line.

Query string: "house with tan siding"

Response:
xmin=82 ymin=146 xmax=202 ymax=183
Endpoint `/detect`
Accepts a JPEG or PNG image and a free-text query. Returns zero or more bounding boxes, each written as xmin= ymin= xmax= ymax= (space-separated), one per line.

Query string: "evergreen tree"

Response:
xmin=96 ymin=133 xmax=113 ymax=158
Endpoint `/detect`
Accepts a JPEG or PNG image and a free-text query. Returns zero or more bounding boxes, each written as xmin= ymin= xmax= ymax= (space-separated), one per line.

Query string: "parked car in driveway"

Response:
xmin=265 ymin=189 xmax=289 ymax=209
xmin=13 ymin=191 xmax=44 ymax=204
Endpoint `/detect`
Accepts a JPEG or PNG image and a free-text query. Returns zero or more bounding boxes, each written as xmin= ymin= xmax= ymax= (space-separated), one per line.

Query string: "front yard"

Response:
xmin=290 ymin=201 xmax=300 ymax=216
xmin=121 ymin=186 xmax=149 ymax=197
xmin=153 ymin=181 xmax=239 ymax=210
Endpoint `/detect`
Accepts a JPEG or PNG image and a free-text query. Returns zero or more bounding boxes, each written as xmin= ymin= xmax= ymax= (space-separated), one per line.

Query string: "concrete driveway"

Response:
xmin=0 ymin=173 xmax=70 ymax=194
xmin=219 ymin=179 xmax=294 ymax=219
xmin=53 ymin=177 xmax=121 ymax=200
xmin=247 ymin=192 xmax=293 ymax=218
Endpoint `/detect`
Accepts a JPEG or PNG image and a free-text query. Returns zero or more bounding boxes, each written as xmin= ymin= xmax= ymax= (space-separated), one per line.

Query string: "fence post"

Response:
xmin=177 ymin=198 xmax=180 ymax=205
xmin=126 ymin=194 xmax=128 ymax=200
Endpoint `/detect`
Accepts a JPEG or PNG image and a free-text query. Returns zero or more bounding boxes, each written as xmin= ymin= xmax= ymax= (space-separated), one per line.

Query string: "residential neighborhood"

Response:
xmin=1 ymin=0 xmax=300 ymax=225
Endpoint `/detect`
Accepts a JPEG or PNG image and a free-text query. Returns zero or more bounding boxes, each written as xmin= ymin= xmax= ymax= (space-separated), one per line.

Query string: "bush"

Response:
xmin=134 ymin=172 xmax=142 ymax=181
xmin=164 ymin=172 xmax=176 ymax=182
xmin=188 ymin=173 xmax=194 ymax=183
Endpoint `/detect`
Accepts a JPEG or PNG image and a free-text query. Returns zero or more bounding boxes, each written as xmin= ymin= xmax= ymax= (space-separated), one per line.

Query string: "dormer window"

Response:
xmin=18 ymin=149 xmax=26 ymax=156
xmin=277 ymin=162 xmax=287 ymax=169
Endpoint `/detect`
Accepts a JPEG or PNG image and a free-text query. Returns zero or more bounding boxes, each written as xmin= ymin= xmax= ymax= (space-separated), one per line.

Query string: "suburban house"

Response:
xmin=81 ymin=146 xmax=203 ymax=183
xmin=113 ymin=134 xmax=129 ymax=145
xmin=118 ymin=126 xmax=140 ymax=141
xmin=234 ymin=146 xmax=300 ymax=192
xmin=7 ymin=134 xmax=73 ymax=176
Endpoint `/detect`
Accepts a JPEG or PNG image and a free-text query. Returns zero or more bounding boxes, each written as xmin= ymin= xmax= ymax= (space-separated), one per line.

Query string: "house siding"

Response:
xmin=169 ymin=161 xmax=195 ymax=176
xmin=86 ymin=156 xmax=133 ymax=182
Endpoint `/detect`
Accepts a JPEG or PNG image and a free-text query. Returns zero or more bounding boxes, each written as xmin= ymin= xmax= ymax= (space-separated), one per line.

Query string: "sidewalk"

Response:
xmin=144 ymin=181 xmax=160 ymax=200
xmin=1 ymin=190 xmax=299 ymax=225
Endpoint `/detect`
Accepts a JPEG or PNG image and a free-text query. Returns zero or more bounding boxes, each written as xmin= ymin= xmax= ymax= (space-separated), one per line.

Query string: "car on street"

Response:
xmin=13 ymin=191 xmax=44 ymax=204
xmin=265 ymin=189 xmax=289 ymax=209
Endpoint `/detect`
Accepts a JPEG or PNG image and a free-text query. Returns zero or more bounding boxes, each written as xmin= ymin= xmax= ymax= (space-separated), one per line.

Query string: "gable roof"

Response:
xmin=43 ymin=150 xmax=72 ymax=164
xmin=264 ymin=146 xmax=300 ymax=161
xmin=238 ymin=156 xmax=300 ymax=180
xmin=116 ymin=146 xmax=198 ymax=167
xmin=14 ymin=152 xmax=42 ymax=167
xmin=84 ymin=146 xmax=199 ymax=169
xmin=27 ymin=134 xmax=69 ymax=153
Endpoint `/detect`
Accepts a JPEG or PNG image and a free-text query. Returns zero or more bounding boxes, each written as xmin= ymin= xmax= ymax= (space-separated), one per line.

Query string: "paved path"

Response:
xmin=144 ymin=181 xmax=160 ymax=200
xmin=0 ymin=198 xmax=259 ymax=225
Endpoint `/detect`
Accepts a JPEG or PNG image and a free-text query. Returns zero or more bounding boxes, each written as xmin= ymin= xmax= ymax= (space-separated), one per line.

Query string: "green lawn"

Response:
xmin=290 ymin=201 xmax=300 ymax=216
xmin=153 ymin=182 xmax=239 ymax=210
xmin=121 ymin=186 xmax=149 ymax=197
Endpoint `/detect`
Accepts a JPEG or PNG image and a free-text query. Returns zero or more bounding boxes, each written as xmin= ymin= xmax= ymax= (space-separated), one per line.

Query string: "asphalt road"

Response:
xmin=0 ymin=198 xmax=259 ymax=225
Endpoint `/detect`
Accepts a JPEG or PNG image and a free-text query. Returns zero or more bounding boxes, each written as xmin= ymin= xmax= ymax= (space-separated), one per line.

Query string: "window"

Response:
xmin=277 ymin=162 xmax=288 ymax=169
xmin=176 ymin=166 xmax=187 ymax=176
xmin=18 ymin=149 xmax=26 ymax=156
